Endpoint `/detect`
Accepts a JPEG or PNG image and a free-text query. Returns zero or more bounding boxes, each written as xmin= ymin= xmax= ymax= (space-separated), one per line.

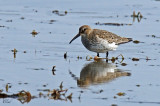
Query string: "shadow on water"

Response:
xmin=69 ymin=60 xmax=131 ymax=88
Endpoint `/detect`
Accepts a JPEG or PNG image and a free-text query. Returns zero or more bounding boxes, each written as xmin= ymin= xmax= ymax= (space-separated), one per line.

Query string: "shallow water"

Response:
xmin=0 ymin=0 xmax=160 ymax=106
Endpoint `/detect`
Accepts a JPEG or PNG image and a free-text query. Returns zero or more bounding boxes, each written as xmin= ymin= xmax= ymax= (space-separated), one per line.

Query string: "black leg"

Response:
xmin=106 ymin=52 xmax=108 ymax=62
xmin=97 ymin=53 xmax=99 ymax=57
xmin=106 ymin=52 xmax=108 ymax=58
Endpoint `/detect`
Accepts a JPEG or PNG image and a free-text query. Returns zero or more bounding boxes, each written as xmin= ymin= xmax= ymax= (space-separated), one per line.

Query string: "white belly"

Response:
xmin=81 ymin=37 xmax=118 ymax=53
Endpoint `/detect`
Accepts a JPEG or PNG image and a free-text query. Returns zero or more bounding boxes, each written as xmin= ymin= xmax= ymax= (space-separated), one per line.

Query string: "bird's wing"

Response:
xmin=92 ymin=29 xmax=131 ymax=44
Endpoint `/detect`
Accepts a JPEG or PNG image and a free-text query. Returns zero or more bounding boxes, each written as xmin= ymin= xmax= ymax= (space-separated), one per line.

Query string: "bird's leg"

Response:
xmin=106 ymin=52 xmax=109 ymax=62
xmin=97 ymin=53 xmax=99 ymax=57
xmin=106 ymin=52 xmax=108 ymax=58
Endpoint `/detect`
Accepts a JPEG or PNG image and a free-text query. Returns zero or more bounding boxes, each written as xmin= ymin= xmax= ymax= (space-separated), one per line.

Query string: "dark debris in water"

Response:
xmin=77 ymin=56 xmax=82 ymax=59
xmin=136 ymin=84 xmax=140 ymax=87
xmin=146 ymin=34 xmax=160 ymax=38
xmin=111 ymin=104 xmax=118 ymax=106
xmin=59 ymin=81 xmax=63 ymax=90
xmin=86 ymin=54 xmax=124 ymax=63
xmin=93 ymin=97 xmax=108 ymax=100
xmin=33 ymin=68 xmax=45 ymax=70
xmin=92 ymin=89 xmax=104 ymax=94
xmin=11 ymin=48 xmax=17 ymax=58
xmin=40 ymin=82 xmax=73 ymax=102
xmin=0 ymin=90 xmax=32 ymax=104
xmin=64 ymin=52 xmax=67 ymax=59
xmin=131 ymin=11 xmax=143 ymax=18
xmin=37 ymin=89 xmax=50 ymax=92
xmin=131 ymin=11 xmax=143 ymax=22
xmin=132 ymin=58 xmax=139 ymax=61
xmin=121 ymin=63 xmax=127 ymax=66
xmin=126 ymin=101 xmax=160 ymax=104
xmin=18 ymin=82 xmax=28 ymax=85
xmin=117 ymin=92 xmax=126 ymax=96
xmin=20 ymin=17 xmax=25 ymax=20
xmin=110 ymin=54 xmax=124 ymax=63
xmin=0 ymin=79 xmax=4 ymax=81
xmin=113 ymin=96 xmax=117 ymax=99
xmin=95 ymin=22 xmax=132 ymax=26
xmin=52 ymin=66 xmax=56 ymax=75
xmin=52 ymin=10 xmax=68 ymax=16
xmin=11 ymin=48 xmax=18 ymax=53
xmin=0 ymin=82 xmax=73 ymax=103
xmin=130 ymin=57 xmax=153 ymax=61
xmin=32 ymin=9 xmax=38 ymax=12
xmin=133 ymin=40 xmax=141 ymax=44
xmin=146 ymin=56 xmax=151 ymax=61
xmin=6 ymin=83 xmax=12 ymax=92
xmin=48 ymin=19 xmax=56 ymax=24
xmin=6 ymin=20 xmax=13 ymax=22
xmin=0 ymin=25 xmax=5 ymax=27
xmin=31 ymin=30 xmax=39 ymax=37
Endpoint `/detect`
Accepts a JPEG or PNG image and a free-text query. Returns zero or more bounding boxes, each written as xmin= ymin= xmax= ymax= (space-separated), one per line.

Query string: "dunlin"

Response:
xmin=69 ymin=25 xmax=132 ymax=58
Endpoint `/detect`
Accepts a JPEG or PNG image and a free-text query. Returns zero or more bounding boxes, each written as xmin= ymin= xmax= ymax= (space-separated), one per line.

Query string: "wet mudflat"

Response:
xmin=0 ymin=0 xmax=160 ymax=106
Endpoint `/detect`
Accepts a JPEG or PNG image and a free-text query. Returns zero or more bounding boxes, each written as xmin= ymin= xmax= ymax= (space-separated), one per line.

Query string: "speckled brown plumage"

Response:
xmin=91 ymin=29 xmax=132 ymax=44
xmin=69 ymin=25 xmax=132 ymax=58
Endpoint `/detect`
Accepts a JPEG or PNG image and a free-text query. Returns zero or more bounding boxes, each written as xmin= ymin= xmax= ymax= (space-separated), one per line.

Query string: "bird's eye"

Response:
xmin=81 ymin=28 xmax=86 ymax=33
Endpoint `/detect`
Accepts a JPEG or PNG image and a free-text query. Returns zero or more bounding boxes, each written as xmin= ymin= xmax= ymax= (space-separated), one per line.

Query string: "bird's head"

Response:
xmin=69 ymin=25 xmax=92 ymax=44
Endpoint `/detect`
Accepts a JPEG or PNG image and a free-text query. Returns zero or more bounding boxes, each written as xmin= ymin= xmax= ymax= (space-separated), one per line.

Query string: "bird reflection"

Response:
xmin=73 ymin=61 xmax=131 ymax=88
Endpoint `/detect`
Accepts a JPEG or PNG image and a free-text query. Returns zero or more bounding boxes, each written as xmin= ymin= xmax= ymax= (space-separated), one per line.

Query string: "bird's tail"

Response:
xmin=117 ymin=38 xmax=133 ymax=45
xmin=127 ymin=38 xmax=133 ymax=42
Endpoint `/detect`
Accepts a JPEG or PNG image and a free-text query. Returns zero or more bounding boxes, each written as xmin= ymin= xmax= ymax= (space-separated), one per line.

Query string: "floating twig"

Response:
xmin=95 ymin=22 xmax=132 ymax=26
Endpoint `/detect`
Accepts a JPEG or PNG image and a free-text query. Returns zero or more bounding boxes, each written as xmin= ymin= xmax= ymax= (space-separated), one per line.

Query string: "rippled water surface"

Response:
xmin=0 ymin=0 xmax=160 ymax=106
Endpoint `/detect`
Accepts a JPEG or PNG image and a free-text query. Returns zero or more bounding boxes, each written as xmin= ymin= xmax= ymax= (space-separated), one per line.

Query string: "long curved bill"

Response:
xmin=69 ymin=33 xmax=80 ymax=44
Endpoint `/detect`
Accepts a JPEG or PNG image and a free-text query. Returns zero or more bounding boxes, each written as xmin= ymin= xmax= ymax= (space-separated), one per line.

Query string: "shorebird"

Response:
xmin=69 ymin=25 xmax=132 ymax=58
